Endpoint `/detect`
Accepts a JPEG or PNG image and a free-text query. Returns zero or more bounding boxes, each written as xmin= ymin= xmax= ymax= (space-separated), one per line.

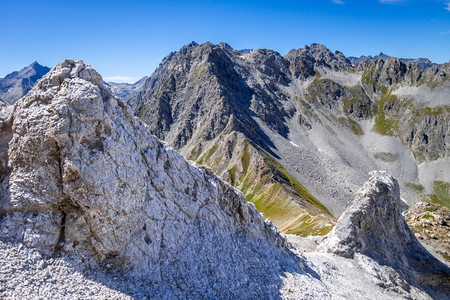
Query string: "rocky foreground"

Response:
xmin=0 ymin=60 xmax=448 ymax=299
xmin=404 ymin=202 xmax=450 ymax=265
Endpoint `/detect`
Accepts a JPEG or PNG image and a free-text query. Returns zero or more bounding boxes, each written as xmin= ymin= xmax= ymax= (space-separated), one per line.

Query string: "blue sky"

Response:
xmin=1 ymin=0 xmax=449 ymax=82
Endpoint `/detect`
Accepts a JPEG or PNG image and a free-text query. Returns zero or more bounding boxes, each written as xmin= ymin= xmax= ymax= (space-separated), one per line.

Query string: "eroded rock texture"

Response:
xmin=0 ymin=60 xmax=301 ymax=297
xmin=320 ymin=171 xmax=450 ymax=292
xmin=0 ymin=59 xmax=448 ymax=299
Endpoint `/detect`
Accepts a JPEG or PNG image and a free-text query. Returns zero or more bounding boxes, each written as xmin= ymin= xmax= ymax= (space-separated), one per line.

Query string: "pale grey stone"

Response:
xmin=0 ymin=60 xmax=448 ymax=299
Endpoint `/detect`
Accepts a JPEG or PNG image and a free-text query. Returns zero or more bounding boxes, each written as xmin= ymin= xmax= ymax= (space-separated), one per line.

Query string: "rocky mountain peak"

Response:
xmin=0 ymin=61 xmax=50 ymax=104
xmin=179 ymin=41 xmax=198 ymax=53
xmin=134 ymin=41 xmax=287 ymax=149
xmin=308 ymin=43 xmax=332 ymax=55
xmin=285 ymin=43 xmax=351 ymax=78
xmin=319 ymin=171 xmax=409 ymax=258
xmin=245 ymin=48 xmax=290 ymax=84
xmin=4 ymin=61 xmax=46 ymax=80
xmin=217 ymin=42 xmax=233 ymax=50
xmin=307 ymin=43 xmax=351 ymax=67
xmin=130 ymin=41 xmax=338 ymax=237
xmin=375 ymin=57 xmax=408 ymax=85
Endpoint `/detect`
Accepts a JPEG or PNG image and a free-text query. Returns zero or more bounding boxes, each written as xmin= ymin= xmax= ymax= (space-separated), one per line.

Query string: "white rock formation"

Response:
xmin=320 ymin=171 xmax=450 ymax=295
xmin=0 ymin=61 xmax=448 ymax=299
xmin=0 ymin=59 xmax=302 ymax=298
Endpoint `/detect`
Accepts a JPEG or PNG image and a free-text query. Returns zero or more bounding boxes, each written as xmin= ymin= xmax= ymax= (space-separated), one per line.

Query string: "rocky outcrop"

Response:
xmin=245 ymin=49 xmax=291 ymax=85
xmin=0 ymin=60 xmax=305 ymax=298
xmin=421 ymin=62 xmax=450 ymax=86
xmin=404 ymin=202 xmax=450 ymax=265
xmin=320 ymin=171 xmax=450 ymax=292
xmin=361 ymin=57 xmax=418 ymax=86
xmin=399 ymin=109 xmax=450 ymax=161
xmin=286 ymin=43 xmax=351 ymax=79
xmin=361 ymin=57 xmax=448 ymax=88
xmin=0 ymin=61 xmax=50 ymax=104
xmin=304 ymin=78 xmax=374 ymax=120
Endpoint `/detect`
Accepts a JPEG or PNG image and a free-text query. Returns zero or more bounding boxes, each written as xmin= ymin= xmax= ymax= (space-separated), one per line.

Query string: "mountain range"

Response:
xmin=1 ymin=43 xmax=448 ymax=240
xmin=0 ymin=61 xmax=50 ymax=104
xmin=348 ymin=52 xmax=436 ymax=71
xmin=128 ymin=42 xmax=449 ymax=236
xmin=0 ymin=59 xmax=448 ymax=299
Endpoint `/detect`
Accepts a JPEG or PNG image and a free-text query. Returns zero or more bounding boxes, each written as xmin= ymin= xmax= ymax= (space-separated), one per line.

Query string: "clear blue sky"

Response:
xmin=1 ymin=0 xmax=449 ymax=82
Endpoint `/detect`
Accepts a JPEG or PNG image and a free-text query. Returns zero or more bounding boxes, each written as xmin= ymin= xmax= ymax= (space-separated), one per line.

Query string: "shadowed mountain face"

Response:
xmin=131 ymin=42 xmax=449 ymax=235
xmin=0 ymin=60 xmax=448 ymax=299
xmin=0 ymin=62 xmax=50 ymax=104
xmin=0 ymin=59 xmax=312 ymax=298
xmin=134 ymin=42 xmax=289 ymax=150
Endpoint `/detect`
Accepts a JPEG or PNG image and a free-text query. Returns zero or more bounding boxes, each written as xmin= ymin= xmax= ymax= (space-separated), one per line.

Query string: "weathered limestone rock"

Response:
xmin=0 ymin=59 xmax=302 ymax=297
xmin=0 ymin=59 xmax=448 ymax=299
xmin=320 ymin=171 xmax=450 ymax=292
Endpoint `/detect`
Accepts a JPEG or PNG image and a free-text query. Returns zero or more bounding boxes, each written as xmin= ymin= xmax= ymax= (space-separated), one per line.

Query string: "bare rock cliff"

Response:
xmin=0 ymin=59 xmax=448 ymax=299
xmin=0 ymin=60 xmax=302 ymax=298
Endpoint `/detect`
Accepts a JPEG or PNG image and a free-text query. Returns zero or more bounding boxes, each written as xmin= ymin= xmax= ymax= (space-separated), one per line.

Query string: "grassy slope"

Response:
xmin=405 ymin=181 xmax=450 ymax=209
xmin=188 ymin=134 xmax=335 ymax=236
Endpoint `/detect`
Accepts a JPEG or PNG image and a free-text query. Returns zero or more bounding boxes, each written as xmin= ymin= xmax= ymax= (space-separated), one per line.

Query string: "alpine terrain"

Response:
xmin=0 ymin=59 xmax=448 ymax=299
xmin=131 ymin=42 xmax=449 ymax=238
xmin=0 ymin=62 xmax=50 ymax=105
